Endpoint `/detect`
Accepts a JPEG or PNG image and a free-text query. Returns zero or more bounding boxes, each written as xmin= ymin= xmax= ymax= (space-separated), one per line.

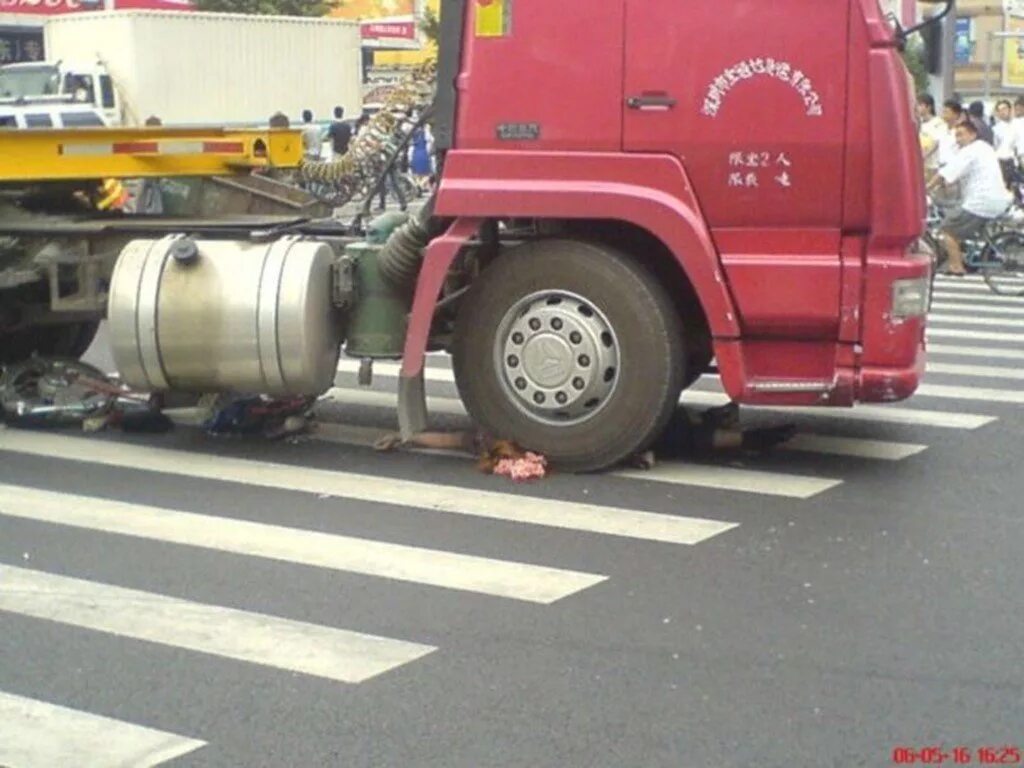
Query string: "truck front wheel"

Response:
xmin=452 ymin=239 xmax=685 ymax=472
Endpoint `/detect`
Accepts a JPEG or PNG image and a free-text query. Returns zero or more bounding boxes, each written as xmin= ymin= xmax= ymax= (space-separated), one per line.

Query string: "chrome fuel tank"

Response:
xmin=109 ymin=235 xmax=341 ymax=395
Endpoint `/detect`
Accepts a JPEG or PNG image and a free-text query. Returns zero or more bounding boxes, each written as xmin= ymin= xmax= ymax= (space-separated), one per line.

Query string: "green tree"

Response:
xmin=902 ymin=39 xmax=930 ymax=97
xmin=192 ymin=0 xmax=334 ymax=16
xmin=420 ymin=6 xmax=440 ymax=46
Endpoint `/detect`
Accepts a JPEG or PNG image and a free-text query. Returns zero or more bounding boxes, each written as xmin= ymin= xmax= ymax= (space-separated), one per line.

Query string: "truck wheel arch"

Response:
xmin=432 ymin=151 xmax=741 ymax=341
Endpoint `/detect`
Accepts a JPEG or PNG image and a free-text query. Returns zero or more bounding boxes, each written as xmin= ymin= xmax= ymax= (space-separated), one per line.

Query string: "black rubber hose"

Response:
xmin=378 ymin=191 xmax=439 ymax=290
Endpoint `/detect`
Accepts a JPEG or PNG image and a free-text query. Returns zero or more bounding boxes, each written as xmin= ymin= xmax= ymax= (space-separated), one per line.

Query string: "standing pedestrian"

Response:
xmin=968 ymin=101 xmax=995 ymax=146
xmin=993 ymin=99 xmax=1017 ymax=187
xmin=408 ymin=122 xmax=434 ymax=192
xmin=326 ymin=106 xmax=352 ymax=160
xmin=918 ymin=94 xmax=948 ymax=178
xmin=301 ymin=109 xmax=321 ymax=162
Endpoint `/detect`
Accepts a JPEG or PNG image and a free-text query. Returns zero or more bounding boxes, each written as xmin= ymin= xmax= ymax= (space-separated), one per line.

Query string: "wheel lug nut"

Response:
xmin=578 ymin=354 xmax=590 ymax=367
xmin=529 ymin=318 xmax=541 ymax=331
xmin=515 ymin=378 xmax=527 ymax=390
xmin=556 ymin=392 xmax=568 ymax=405
xmin=507 ymin=355 xmax=520 ymax=368
xmin=573 ymin=377 xmax=585 ymax=390
xmin=569 ymin=331 xmax=582 ymax=344
xmin=551 ymin=318 xmax=563 ymax=330
xmin=533 ymin=392 xmax=546 ymax=404
xmin=512 ymin=332 xmax=524 ymax=345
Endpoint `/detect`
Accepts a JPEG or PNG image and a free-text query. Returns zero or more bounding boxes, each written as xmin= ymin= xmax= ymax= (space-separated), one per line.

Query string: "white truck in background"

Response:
xmin=0 ymin=10 xmax=363 ymax=127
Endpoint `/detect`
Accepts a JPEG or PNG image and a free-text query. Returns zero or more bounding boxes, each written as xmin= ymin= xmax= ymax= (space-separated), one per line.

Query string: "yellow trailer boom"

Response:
xmin=0 ymin=126 xmax=303 ymax=183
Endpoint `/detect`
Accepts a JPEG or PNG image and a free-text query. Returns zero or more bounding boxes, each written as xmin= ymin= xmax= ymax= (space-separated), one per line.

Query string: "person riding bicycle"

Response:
xmin=928 ymin=119 xmax=1012 ymax=276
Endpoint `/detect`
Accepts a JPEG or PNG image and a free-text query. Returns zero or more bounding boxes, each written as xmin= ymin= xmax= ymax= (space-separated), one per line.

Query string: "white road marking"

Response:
xmin=928 ymin=314 xmax=1024 ymax=328
xmin=931 ymin=302 xmax=1024 ymax=316
xmin=337 ymin=359 xmax=454 ymax=384
xmin=0 ymin=431 xmax=736 ymax=546
xmin=0 ymin=484 xmax=606 ymax=605
xmin=928 ymin=328 xmax=1023 ymax=342
xmin=0 ymin=691 xmax=205 ymax=768
xmin=612 ymin=464 xmax=840 ymax=498
xmin=915 ymin=383 xmax=1024 ymax=405
xmin=782 ymin=434 xmax=927 ymax=461
xmin=928 ymin=362 xmax=1024 ymax=381
xmin=321 ymin=390 xmax=839 ymax=498
xmin=0 ymin=566 xmax=435 ymax=684
xmin=927 ymin=343 xmax=1024 ymax=361
xmin=933 ymin=291 xmax=1024 ymax=304
xmin=680 ymin=390 xmax=995 ymax=429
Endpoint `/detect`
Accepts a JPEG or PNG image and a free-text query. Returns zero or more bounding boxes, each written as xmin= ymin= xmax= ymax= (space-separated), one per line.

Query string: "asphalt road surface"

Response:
xmin=1 ymin=273 xmax=1022 ymax=768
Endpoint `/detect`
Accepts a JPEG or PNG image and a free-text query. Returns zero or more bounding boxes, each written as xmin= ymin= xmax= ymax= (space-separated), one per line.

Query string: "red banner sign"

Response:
xmin=0 ymin=0 xmax=191 ymax=13
xmin=360 ymin=21 xmax=415 ymax=40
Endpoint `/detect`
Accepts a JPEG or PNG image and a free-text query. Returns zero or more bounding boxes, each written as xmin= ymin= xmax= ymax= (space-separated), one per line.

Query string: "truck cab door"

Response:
xmin=622 ymin=0 xmax=852 ymax=341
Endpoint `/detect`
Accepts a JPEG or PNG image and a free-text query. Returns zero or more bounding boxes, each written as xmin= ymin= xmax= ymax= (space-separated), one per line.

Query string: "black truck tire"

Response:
xmin=452 ymin=239 xmax=686 ymax=472
xmin=0 ymin=321 xmax=100 ymax=366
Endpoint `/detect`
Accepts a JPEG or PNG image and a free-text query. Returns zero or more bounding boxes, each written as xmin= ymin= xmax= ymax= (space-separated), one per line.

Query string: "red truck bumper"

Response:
xmin=853 ymin=251 xmax=931 ymax=403
xmin=715 ymin=251 xmax=931 ymax=407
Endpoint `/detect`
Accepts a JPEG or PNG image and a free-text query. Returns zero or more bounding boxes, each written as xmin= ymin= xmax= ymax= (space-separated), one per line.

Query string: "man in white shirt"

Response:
xmin=993 ymin=99 xmax=1016 ymax=185
xmin=918 ymin=94 xmax=949 ymax=176
xmin=929 ymin=120 xmax=1013 ymax=275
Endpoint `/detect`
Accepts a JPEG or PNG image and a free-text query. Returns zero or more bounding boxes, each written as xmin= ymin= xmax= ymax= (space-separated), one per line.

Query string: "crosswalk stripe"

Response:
xmin=928 ymin=328 xmax=1023 ymax=342
xmin=0 ymin=431 xmax=736 ymax=545
xmin=680 ymin=389 xmax=996 ymax=429
xmin=337 ymin=358 xmax=454 ymax=383
xmin=612 ymin=464 xmax=840 ymax=498
xmin=321 ymin=389 xmax=838 ymax=498
xmin=0 ymin=691 xmax=205 ymax=768
xmin=316 ymin=421 xmax=926 ymax=464
xmin=782 ymin=434 xmax=927 ymax=461
xmin=0 ymin=484 xmax=606 ymax=604
xmin=915 ymin=382 xmax=1024 ymax=405
xmin=927 ymin=343 xmax=1024 ymax=361
xmin=928 ymin=362 xmax=1024 ymax=381
xmin=929 ymin=313 xmax=1024 ymax=328
xmin=933 ymin=291 xmax=1024 ymax=304
xmin=934 ymin=275 xmax=991 ymax=284
xmin=931 ymin=302 xmax=1024 ymax=316
xmin=0 ymin=566 xmax=435 ymax=684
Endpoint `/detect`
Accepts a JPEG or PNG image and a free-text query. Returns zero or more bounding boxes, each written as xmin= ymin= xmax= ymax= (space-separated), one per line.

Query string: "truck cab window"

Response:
xmin=25 ymin=113 xmax=52 ymax=128
xmin=60 ymin=111 xmax=103 ymax=127
xmin=99 ymin=75 xmax=115 ymax=109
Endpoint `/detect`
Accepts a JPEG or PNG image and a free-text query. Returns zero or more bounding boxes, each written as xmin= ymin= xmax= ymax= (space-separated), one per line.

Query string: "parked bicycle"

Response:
xmin=924 ymin=198 xmax=1024 ymax=297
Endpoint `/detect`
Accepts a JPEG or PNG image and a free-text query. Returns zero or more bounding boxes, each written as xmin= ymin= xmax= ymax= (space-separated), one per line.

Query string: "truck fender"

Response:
xmin=432 ymin=150 xmax=741 ymax=340
xmin=398 ymin=216 xmax=483 ymax=438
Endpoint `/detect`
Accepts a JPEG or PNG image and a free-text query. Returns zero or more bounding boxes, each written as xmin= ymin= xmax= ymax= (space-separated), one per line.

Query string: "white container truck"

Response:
xmin=39 ymin=10 xmax=362 ymax=126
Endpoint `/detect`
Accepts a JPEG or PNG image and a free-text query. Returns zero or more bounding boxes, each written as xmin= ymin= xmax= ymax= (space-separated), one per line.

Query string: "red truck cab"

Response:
xmin=401 ymin=0 xmax=929 ymax=470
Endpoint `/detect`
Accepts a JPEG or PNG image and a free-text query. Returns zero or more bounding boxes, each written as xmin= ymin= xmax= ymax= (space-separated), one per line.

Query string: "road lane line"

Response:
xmin=612 ymin=464 xmax=840 ymax=498
xmin=927 ymin=343 xmax=1024 ymax=361
xmin=915 ymin=383 xmax=1024 ymax=405
xmin=931 ymin=302 xmax=1024 ymax=316
xmin=681 ymin=389 xmax=995 ymax=429
xmin=0 ymin=691 xmax=205 ymax=768
xmin=927 ymin=328 xmax=1024 ymax=343
xmin=0 ymin=431 xmax=736 ymax=545
xmin=0 ymin=484 xmax=607 ymax=604
xmin=927 ymin=362 xmax=1024 ymax=381
xmin=933 ymin=291 xmax=1024 ymax=304
xmin=928 ymin=314 xmax=1024 ymax=328
xmin=320 ymin=391 xmax=838 ymax=498
xmin=782 ymin=434 xmax=927 ymax=461
xmin=0 ymin=566 xmax=435 ymax=684
xmin=337 ymin=359 xmax=454 ymax=383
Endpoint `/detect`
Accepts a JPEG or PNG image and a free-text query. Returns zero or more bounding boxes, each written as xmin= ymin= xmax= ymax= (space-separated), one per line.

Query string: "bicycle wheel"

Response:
xmin=981 ymin=230 xmax=1024 ymax=297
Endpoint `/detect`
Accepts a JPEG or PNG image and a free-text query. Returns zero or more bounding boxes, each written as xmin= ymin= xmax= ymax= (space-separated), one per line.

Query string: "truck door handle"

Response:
xmin=627 ymin=94 xmax=677 ymax=110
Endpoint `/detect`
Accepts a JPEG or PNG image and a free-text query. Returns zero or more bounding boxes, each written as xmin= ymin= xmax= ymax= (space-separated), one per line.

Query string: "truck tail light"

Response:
xmin=892 ymin=277 xmax=930 ymax=318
